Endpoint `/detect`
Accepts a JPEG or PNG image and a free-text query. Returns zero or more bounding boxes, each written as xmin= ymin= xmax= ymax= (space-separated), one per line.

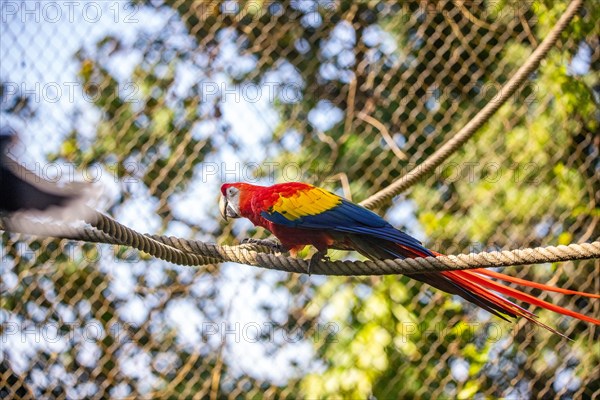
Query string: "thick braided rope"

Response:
xmin=359 ymin=0 xmax=583 ymax=209
xmin=1 ymin=216 xmax=120 ymax=244
xmin=85 ymin=214 xmax=600 ymax=273
xmin=147 ymin=239 xmax=600 ymax=275
xmin=85 ymin=212 xmax=221 ymax=265
xmin=251 ymin=242 xmax=600 ymax=275
xmin=2 ymin=215 xmax=599 ymax=275
xmin=1 ymin=214 xmax=219 ymax=265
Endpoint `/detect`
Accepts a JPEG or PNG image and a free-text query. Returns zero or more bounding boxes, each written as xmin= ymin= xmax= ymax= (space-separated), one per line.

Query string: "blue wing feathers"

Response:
xmin=261 ymin=199 xmax=434 ymax=257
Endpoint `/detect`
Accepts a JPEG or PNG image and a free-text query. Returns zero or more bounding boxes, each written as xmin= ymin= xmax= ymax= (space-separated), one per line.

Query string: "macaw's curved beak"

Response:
xmin=219 ymin=195 xmax=229 ymax=221
xmin=219 ymin=195 xmax=239 ymax=221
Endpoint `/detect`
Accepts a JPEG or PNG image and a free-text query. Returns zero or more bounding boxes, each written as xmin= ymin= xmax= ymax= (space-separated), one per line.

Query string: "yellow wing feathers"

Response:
xmin=271 ymin=187 xmax=341 ymax=220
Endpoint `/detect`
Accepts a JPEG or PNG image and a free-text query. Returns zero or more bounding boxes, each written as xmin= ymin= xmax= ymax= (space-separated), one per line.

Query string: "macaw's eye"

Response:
xmin=227 ymin=187 xmax=238 ymax=196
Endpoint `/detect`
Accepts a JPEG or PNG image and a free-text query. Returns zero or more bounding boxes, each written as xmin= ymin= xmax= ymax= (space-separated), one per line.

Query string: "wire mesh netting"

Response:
xmin=1 ymin=1 xmax=599 ymax=398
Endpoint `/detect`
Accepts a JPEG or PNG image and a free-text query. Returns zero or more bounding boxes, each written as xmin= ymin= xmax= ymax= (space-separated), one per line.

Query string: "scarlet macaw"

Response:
xmin=220 ymin=181 xmax=600 ymax=333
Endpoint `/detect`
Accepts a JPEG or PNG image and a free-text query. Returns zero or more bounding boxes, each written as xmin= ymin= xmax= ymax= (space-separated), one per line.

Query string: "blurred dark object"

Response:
xmin=0 ymin=127 xmax=93 ymax=222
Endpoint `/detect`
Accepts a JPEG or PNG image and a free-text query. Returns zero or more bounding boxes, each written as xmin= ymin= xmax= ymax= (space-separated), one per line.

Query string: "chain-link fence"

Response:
xmin=1 ymin=1 xmax=599 ymax=398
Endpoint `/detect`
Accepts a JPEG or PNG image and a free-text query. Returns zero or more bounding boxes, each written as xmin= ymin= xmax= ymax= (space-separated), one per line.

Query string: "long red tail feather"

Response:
xmin=441 ymin=269 xmax=567 ymax=336
xmin=426 ymin=250 xmax=600 ymax=329
xmin=475 ymin=269 xmax=600 ymax=298
xmin=451 ymin=270 xmax=600 ymax=325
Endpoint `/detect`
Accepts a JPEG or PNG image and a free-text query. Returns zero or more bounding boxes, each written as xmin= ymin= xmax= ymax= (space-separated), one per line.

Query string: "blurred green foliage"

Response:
xmin=2 ymin=0 xmax=599 ymax=398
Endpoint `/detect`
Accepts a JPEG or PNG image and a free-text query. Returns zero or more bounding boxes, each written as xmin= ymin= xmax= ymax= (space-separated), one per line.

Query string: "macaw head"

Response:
xmin=221 ymin=182 xmax=263 ymax=221
xmin=219 ymin=183 xmax=242 ymax=221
